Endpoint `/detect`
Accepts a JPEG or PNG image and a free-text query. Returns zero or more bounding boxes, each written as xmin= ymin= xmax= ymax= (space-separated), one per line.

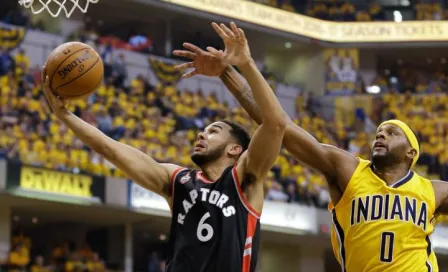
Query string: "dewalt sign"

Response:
xmin=6 ymin=163 xmax=105 ymax=203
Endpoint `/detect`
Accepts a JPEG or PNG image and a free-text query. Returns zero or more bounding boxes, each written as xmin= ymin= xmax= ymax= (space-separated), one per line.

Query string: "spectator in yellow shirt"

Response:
xmin=30 ymin=256 xmax=49 ymax=272
xmin=14 ymin=49 xmax=30 ymax=70
xmin=8 ymin=244 xmax=29 ymax=271
xmin=65 ymin=253 xmax=86 ymax=272
xmin=280 ymin=0 xmax=295 ymax=12
xmin=87 ymin=253 xmax=105 ymax=272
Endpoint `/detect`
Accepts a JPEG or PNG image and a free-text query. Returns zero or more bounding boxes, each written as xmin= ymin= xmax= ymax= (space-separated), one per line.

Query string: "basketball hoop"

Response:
xmin=18 ymin=0 xmax=99 ymax=18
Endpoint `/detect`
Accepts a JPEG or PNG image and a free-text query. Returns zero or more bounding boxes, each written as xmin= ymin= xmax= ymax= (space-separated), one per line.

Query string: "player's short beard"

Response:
xmin=371 ymin=149 xmax=402 ymax=171
xmin=191 ymin=143 xmax=228 ymax=167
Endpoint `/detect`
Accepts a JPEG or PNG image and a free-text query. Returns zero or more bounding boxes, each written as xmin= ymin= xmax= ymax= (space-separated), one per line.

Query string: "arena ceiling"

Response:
xmin=85 ymin=0 xmax=312 ymax=60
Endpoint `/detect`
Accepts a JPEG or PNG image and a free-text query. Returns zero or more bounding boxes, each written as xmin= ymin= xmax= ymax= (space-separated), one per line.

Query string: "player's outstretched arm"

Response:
xmin=223 ymin=67 xmax=358 ymax=188
xmin=207 ymin=22 xmax=286 ymax=182
xmin=41 ymin=67 xmax=180 ymax=200
xmin=173 ymin=43 xmax=358 ymax=190
xmin=431 ymin=180 xmax=448 ymax=214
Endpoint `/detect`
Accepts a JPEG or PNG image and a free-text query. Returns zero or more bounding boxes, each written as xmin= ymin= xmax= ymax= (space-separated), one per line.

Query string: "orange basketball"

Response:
xmin=46 ymin=42 xmax=104 ymax=100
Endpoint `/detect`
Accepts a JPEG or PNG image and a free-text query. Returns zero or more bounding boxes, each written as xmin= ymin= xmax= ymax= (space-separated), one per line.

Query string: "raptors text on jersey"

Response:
xmin=166 ymin=166 xmax=261 ymax=272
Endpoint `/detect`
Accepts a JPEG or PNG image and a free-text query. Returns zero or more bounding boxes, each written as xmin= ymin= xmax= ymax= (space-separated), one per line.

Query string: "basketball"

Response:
xmin=45 ymin=42 xmax=103 ymax=100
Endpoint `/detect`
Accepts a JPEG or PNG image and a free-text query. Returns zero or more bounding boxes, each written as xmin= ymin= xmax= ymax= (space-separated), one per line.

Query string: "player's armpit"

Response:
xmin=431 ymin=180 xmax=448 ymax=214
xmin=235 ymin=123 xmax=284 ymax=214
xmin=283 ymin=123 xmax=358 ymax=190
xmin=108 ymin=142 xmax=181 ymax=199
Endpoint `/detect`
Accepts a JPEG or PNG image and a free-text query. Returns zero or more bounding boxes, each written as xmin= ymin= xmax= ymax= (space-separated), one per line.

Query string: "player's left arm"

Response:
xmin=205 ymin=22 xmax=286 ymax=213
xmin=431 ymin=180 xmax=448 ymax=214
xmin=235 ymin=59 xmax=286 ymax=178
xmin=212 ymin=23 xmax=286 ymax=213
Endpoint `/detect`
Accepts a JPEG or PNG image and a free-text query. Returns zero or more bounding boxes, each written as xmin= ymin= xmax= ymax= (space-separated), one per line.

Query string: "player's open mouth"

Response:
xmin=195 ymin=142 xmax=206 ymax=150
xmin=373 ymin=142 xmax=387 ymax=150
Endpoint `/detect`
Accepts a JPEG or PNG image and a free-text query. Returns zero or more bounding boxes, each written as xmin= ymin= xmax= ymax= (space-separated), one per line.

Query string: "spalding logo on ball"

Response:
xmin=57 ymin=50 xmax=94 ymax=79
xmin=46 ymin=42 xmax=104 ymax=100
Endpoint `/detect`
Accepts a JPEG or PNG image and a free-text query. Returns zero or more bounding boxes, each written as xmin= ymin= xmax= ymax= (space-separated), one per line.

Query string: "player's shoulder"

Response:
xmin=429 ymin=179 xmax=448 ymax=190
xmin=321 ymin=144 xmax=360 ymax=168
xmin=160 ymin=163 xmax=190 ymax=180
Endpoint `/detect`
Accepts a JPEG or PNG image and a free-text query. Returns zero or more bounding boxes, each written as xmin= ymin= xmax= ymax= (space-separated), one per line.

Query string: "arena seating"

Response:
xmin=250 ymin=0 xmax=447 ymax=22
xmin=2 ymin=46 xmax=448 ymax=215
xmin=7 ymin=228 xmax=106 ymax=271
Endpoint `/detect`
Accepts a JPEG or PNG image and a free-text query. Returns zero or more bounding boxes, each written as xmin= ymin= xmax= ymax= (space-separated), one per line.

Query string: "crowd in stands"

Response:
xmin=5 ymin=229 xmax=106 ymax=272
xmin=0 ymin=45 xmax=332 ymax=209
xmin=251 ymin=0 xmax=447 ymax=22
xmin=373 ymin=65 xmax=448 ymax=94
xmin=2 ymin=5 xmax=448 ymax=226
xmin=3 ymin=43 xmax=448 ymax=222
xmin=305 ymin=1 xmax=385 ymax=22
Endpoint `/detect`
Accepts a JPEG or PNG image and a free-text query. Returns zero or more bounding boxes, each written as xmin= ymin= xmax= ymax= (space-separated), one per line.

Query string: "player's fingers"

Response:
xmin=41 ymin=65 xmax=46 ymax=83
xmin=229 ymin=22 xmax=240 ymax=38
xmin=212 ymin=22 xmax=228 ymax=40
xmin=41 ymin=76 xmax=54 ymax=106
xmin=174 ymin=62 xmax=195 ymax=70
xmin=42 ymin=75 xmax=51 ymax=95
xmin=42 ymin=77 xmax=56 ymax=102
xmin=183 ymin=43 xmax=203 ymax=54
xmin=182 ymin=70 xmax=198 ymax=79
xmin=173 ymin=50 xmax=196 ymax=59
xmin=238 ymin=28 xmax=246 ymax=42
xmin=206 ymin=46 xmax=222 ymax=58
xmin=220 ymin=23 xmax=235 ymax=38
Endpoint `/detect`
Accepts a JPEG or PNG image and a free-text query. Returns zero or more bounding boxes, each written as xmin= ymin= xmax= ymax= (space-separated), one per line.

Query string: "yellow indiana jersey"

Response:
xmin=330 ymin=158 xmax=438 ymax=272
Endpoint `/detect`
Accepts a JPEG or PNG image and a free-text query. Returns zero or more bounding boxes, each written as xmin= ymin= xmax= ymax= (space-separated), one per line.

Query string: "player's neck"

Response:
xmin=199 ymin=160 xmax=234 ymax=182
xmin=372 ymin=164 xmax=410 ymax=186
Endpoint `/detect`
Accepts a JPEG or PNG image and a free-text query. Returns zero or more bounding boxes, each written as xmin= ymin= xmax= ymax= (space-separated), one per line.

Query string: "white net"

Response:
xmin=18 ymin=0 xmax=99 ymax=18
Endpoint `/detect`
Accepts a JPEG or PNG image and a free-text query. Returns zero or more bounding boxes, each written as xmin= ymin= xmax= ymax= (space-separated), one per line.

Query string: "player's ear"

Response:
xmin=227 ymin=144 xmax=242 ymax=156
xmin=406 ymin=148 xmax=417 ymax=160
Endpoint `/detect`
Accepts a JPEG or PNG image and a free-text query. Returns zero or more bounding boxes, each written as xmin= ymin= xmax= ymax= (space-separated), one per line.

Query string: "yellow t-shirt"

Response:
xmin=9 ymin=251 xmax=29 ymax=266
xmin=31 ymin=265 xmax=50 ymax=272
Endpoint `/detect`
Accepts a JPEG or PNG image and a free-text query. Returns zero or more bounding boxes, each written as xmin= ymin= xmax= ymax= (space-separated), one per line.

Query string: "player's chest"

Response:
xmin=173 ymin=180 xmax=240 ymax=242
xmin=175 ymin=179 xmax=237 ymax=215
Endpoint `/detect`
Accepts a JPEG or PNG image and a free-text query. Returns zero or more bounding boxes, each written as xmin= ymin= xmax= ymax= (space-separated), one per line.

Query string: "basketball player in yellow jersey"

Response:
xmin=173 ymin=42 xmax=448 ymax=271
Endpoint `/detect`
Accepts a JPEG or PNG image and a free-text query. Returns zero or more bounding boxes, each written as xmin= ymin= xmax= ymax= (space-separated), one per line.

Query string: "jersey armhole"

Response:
xmin=330 ymin=158 xmax=367 ymax=211
xmin=231 ymin=167 xmax=261 ymax=219
xmin=169 ymin=167 xmax=187 ymax=206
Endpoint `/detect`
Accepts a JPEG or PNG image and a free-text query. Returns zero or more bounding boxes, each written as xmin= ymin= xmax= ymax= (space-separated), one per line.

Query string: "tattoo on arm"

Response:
xmin=220 ymin=66 xmax=262 ymax=124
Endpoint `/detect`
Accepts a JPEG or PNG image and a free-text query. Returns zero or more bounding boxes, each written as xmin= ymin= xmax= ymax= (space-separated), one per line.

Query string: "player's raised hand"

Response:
xmin=208 ymin=22 xmax=252 ymax=67
xmin=41 ymin=65 xmax=67 ymax=116
xmin=173 ymin=43 xmax=228 ymax=79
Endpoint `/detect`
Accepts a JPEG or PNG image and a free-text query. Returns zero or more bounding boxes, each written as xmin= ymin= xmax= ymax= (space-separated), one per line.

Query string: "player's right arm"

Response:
xmin=174 ymin=44 xmax=358 ymax=195
xmin=41 ymin=67 xmax=180 ymax=200
xmin=222 ymin=67 xmax=358 ymax=191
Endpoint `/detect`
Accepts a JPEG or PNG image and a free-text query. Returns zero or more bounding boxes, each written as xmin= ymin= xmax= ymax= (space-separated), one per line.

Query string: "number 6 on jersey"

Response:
xmin=197 ymin=212 xmax=214 ymax=242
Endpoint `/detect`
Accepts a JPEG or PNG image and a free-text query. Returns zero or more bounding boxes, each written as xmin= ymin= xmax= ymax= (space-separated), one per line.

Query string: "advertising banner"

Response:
xmin=6 ymin=162 xmax=105 ymax=204
xmin=161 ymin=0 xmax=448 ymax=43
xmin=127 ymin=181 xmax=317 ymax=233
xmin=324 ymin=48 xmax=359 ymax=95
xmin=127 ymin=181 xmax=170 ymax=215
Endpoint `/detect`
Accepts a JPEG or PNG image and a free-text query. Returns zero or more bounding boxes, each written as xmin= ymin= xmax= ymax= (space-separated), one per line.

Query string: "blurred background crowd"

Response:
xmin=7 ymin=228 xmax=105 ymax=272
xmin=250 ymin=0 xmax=446 ymax=21
xmin=2 ymin=0 xmax=448 ymax=271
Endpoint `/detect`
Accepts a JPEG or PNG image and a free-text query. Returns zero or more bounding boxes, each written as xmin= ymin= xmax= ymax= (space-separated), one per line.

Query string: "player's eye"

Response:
xmin=390 ymin=131 xmax=397 ymax=136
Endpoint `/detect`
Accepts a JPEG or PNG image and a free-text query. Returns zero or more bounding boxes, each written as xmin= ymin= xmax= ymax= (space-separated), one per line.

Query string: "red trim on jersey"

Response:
xmin=197 ymin=171 xmax=216 ymax=183
xmin=242 ymin=213 xmax=258 ymax=272
xmin=232 ymin=167 xmax=261 ymax=218
xmin=170 ymin=167 xmax=186 ymax=208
